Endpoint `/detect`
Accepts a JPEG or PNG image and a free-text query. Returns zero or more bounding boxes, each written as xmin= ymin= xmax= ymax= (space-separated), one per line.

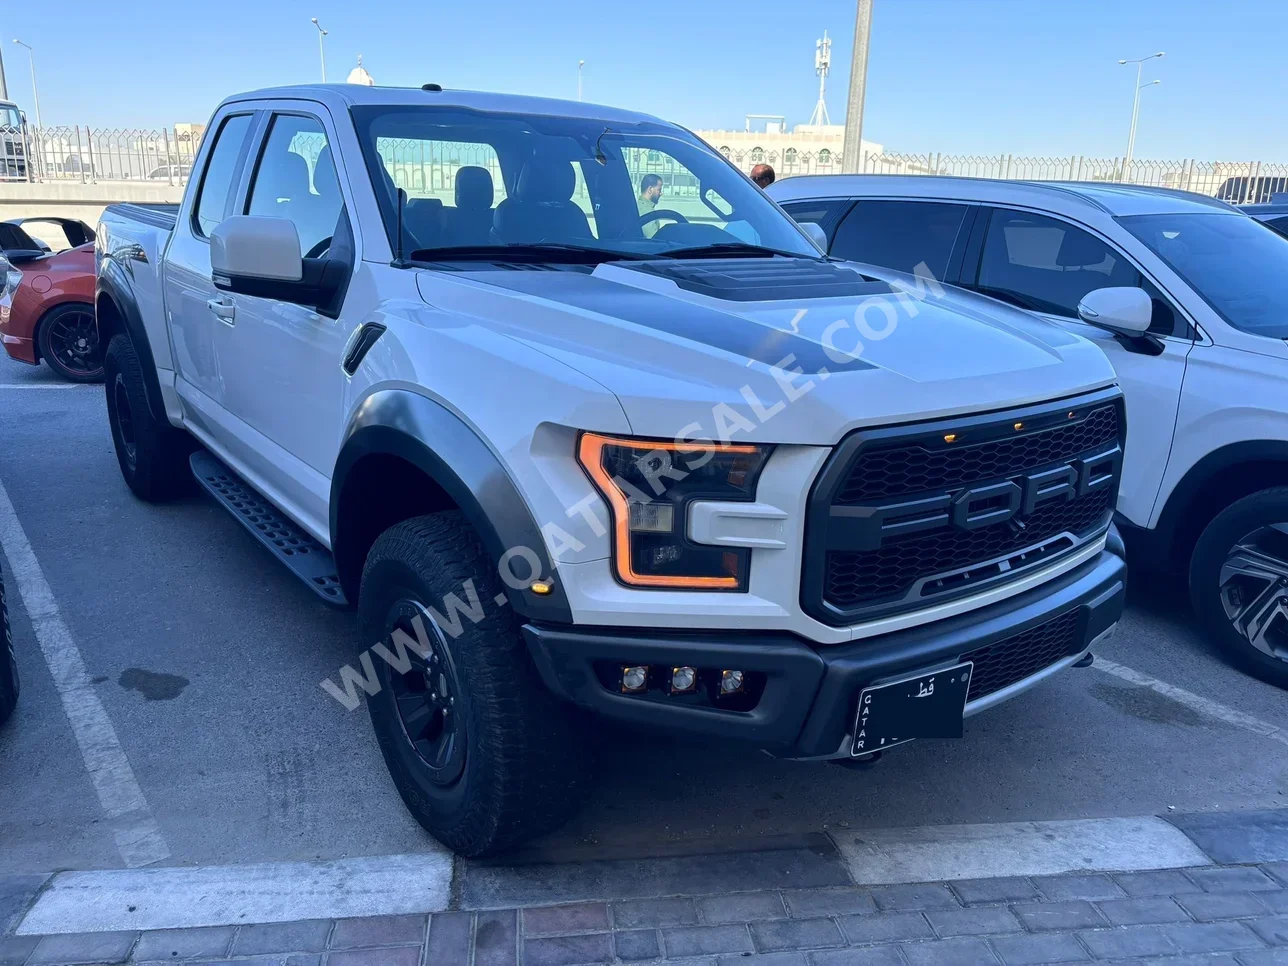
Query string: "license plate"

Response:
xmin=852 ymin=662 xmax=973 ymax=756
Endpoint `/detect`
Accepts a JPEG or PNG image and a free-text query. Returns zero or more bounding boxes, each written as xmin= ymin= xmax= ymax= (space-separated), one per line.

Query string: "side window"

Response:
xmin=829 ymin=200 xmax=968 ymax=280
xmin=1269 ymin=216 xmax=1288 ymax=239
xmin=780 ymin=200 xmax=851 ymax=244
xmin=246 ymin=115 xmax=343 ymax=257
xmin=194 ymin=114 xmax=253 ymax=237
xmin=975 ymin=209 xmax=1139 ymax=318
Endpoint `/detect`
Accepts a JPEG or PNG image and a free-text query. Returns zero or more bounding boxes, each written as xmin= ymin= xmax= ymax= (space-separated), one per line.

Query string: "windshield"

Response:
xmin=350 ymin=105 xmax=819 ymax=261
xmin=1120 ymin=212 xmax=1288 ymax=339
xmin=0 ymin=106 xmax=20 ymax=128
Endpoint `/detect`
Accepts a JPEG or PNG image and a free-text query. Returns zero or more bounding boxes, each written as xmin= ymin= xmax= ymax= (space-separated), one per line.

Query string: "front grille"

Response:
xmin=802 ymin=390 xmax=1124 ymax=625
xmin=962 ymin=609 xmax=1082 ymax=703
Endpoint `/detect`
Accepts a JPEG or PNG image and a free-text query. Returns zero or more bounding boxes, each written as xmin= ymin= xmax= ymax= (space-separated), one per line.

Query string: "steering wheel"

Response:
xmin=639 ymin=209 xmax=689 ymax=232
xmin=304 ymin=237 xmax=332 ymax=260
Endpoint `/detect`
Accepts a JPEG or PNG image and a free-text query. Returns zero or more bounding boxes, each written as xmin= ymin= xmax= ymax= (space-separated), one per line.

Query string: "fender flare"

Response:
xmin=1152 ymin=439 xmax=1288 ymax=557
xmin=96 ymin=259 xmax=167 ymax=422
xmin=331 ymin=389 xmax=573 ymax=623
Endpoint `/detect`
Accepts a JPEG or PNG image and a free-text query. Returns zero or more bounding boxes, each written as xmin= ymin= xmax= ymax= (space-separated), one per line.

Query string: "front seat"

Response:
xmin=450 ymin=166 xmax=495 ymax=246
xmin=493 ymin=156 xmax=592 ymax=244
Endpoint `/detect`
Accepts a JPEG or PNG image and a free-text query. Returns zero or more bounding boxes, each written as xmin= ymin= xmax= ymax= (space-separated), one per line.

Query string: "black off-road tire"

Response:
xmin=359 ymin=511 xmax=591 ymax=857
xmin=0 ymin=562 xmax=18 ymax=727
xmin=1190 ymin=487 xmax=1288 ymax=690
xmin=104 ymin=334 xmax=194 ymax=502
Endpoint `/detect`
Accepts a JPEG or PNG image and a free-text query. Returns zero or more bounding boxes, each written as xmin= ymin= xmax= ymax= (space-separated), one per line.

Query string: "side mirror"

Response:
xmin=1077 ymin=286 xmax=1152 ymax=336
xmin=800 ymin=221 xmax=828 ymax=253
xmin=210 ymin=216 xmax=339 ymax=310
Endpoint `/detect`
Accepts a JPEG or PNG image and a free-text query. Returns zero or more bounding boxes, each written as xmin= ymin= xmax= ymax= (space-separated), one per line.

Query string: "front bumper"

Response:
xmin=523 ymin=536 xmax=1126 ymax=760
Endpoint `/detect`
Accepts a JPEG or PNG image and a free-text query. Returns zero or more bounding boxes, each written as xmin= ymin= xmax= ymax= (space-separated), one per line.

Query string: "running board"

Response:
xmin=190 ymin=450 xmax=348 ymax=606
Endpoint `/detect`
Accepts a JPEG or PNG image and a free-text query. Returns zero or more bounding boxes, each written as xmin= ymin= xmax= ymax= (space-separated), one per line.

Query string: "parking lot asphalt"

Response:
xmin=1 ymin=357 xmax=1286 ymax=878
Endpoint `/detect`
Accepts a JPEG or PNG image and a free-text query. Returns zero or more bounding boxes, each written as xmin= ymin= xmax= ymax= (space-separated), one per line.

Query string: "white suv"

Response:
xmin=770 ymin=175 xmax=1288 ymax=688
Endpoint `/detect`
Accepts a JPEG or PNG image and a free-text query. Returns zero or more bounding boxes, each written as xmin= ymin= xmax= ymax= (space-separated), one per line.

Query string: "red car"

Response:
xmin=0 ymin=217 xmax=101 ymax=382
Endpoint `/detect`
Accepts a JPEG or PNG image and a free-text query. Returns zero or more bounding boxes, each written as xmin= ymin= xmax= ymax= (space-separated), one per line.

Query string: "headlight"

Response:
xmin=577 ymin=432 xmax=772 ymax=590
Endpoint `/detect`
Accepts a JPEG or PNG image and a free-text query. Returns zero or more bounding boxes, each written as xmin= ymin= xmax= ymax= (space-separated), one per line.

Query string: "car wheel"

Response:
xmin=37 ymin=303 xmax=104 ymax=383
xmin=1190 ymin=487 xmax=1288 ymax=690
xmin=104 ymin=334 xmax=194 ymax=502
xmin=358 ymin=510 xmax=590 ymax=857
xmin=0 ymin=562 xmax=18 ymax=726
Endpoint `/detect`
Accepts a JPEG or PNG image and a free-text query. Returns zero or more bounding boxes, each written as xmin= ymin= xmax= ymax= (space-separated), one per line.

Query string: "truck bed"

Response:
xmin=104 ymin=203 xmax=178 ymax=232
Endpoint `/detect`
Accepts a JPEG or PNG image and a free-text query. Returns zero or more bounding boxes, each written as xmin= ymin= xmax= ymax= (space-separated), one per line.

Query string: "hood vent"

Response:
xmin=621 ymin=258 xmax=892 ymax=302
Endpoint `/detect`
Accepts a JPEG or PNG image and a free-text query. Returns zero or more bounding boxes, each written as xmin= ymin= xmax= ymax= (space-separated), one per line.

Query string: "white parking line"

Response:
xmin=17 ymin=853 xmax=454 ymax=935
xmin=1094 ymin=657 xmax=1288 ymax=748
xmin=0 ymin=476 xmax=171 ymax=869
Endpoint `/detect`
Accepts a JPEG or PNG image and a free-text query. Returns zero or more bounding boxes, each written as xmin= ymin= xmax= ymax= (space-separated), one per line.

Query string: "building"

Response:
xmin=694 ymin=119 xmax=883 ymax=178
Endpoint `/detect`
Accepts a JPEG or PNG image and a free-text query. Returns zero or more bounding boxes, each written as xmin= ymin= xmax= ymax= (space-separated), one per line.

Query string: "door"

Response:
xmin=164 ymin=111 xmax=255 ymax=408
xmin=965 ymin=207 xmax=1195 ymax=526
xmin=216 ymin=109 xmax=358 ymax=520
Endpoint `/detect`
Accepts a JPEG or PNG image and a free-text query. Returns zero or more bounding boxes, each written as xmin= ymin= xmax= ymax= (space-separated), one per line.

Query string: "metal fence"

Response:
xmin=0 ymin=125 xmax=203 ymax=185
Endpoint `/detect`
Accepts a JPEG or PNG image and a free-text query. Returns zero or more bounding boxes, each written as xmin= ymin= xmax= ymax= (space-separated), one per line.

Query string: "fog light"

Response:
xmin=621 ymin=666 xmax=649 ymax=693
xmin=671 ymin=666 xmax=698 ymax=693
xmin=720 ymin=669 xmax=745 ymax=694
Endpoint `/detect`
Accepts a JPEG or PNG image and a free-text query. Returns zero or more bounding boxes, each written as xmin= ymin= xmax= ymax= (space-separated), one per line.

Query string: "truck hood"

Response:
xmin=415 ymin=257 xmax=1116 ymax=445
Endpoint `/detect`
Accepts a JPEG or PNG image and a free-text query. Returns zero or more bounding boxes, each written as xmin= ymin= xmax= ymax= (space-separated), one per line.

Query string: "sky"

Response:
xmin=1 ymin=0 xmax=1285 ymax=161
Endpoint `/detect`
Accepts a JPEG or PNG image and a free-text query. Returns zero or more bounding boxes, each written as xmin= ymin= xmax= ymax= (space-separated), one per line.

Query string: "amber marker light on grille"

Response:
xmin=943 ymin=433 xmax=958 ymax=443
xmin=1014 ymin=422 xmax=1025 ymax=431
xmin=576 ymin=432 xmax=764 ymax=589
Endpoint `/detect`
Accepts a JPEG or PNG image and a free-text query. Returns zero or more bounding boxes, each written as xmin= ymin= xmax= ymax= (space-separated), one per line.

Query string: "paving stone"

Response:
xmin=809 ymin=946 xmax=905 ymax=965
xmin=990 ymin=931 xmax=1090 ymax=964
xmin=1114 ymin=869 xmax=1207 ymax=897
xmin=0 ymin=936 xmax=38 ymax=966
xmin=327 ymin=948 xmax=421 ymax=966
xmin=925 ymin=906 xmax=1021 ymax=937
xmin=1254 ymin=890 xmax=1288 ymax=914
xmin=0 ymin=875 xmax=50 ymax=937
xmin=898 ymin=937 xmax=999 ymax=965
xmin=951 ymin=877 xmax=1039 ymax=905
xmin=751 ymin=917 xmax=845 ymax=952
xmin=1168 ymin=809 xmax=1288 ymax=864
xmin=131 ymin=925 xmax=236 ymax=960
xmin=664 ymin=924 xmax=755 ymax=957
xmin=522 ymin=932 xmax=613 ymax=966
xmin=1248 ymin=916 xmax=1288 ymax=945
xmin=26 ymin=930 xmax=137 ymax=964
xmin=186 ymin=957 xmax=320 ymax=966
xmin=1077 ymin=923 xmax=1176 ymax=959
xmin=1133 ymin=956 xmax=1243 ymax=966
xmin=784 ymin=888 xmax=877 ymax=918
xmin=614 ymin=929 xmax=660 ymax=961
xmin=838 ymin=912 xmax=934 ymax=945
xmin=230 ymin=919 xmax=331 ymax=955
xmin=329 ymin=914 xmax=426 ymax=949
xmin=699 ymin=891 xmax=787 ymax=924
xmin=1163 ymin=920 xmax=1266 ymax=953
xmin=1264 ymin=863 xmax=1288 ymax=887
xmin=1032 ymin=873 xmax=1125 ymax=902
xmin=1189 ymin=867 xmax=1282 ymax=893
xmin=612 ymin=897 xmax=697 ymax=928
xmin=715 ymin=953 xmax=808 ymax=966
xmin=869 ymin=884 xmax=959 ymax=913
xmin=524 ymin=902 xmax=610 ymax=936
xmin=1096 ymin=896 xmax=1191 ymax=925
xmin=1010 ymin=900 xmax=1105 ymax=931
xmin=427 ymin=911 xmax=473 ymax=963
xmin=1178 ymin=892 xmax=1274 ymax=921
xmin=1237 ymin=949 xmax=1288 ymax=965
xmin=475 ymin=909 xmax=518 ymax=966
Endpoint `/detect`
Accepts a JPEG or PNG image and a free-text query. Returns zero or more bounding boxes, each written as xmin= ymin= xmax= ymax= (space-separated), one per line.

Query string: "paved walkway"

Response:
xmin=3 ymin=861 xmax=1288 ymax=965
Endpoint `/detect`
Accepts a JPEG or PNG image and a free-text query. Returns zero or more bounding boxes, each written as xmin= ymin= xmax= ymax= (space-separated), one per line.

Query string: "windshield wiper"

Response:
xmin=657 ymin=243 xmax=817 ymax=261
xmin=407 ymin=243 xmax=646 ymax=265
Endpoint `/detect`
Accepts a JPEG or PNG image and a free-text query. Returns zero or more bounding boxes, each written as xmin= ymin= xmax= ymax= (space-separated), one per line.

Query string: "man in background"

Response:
xmin=637 ymin=174 xmax=664 ymax=238
xmin=751 ymin=163 xmax=776 ymax=188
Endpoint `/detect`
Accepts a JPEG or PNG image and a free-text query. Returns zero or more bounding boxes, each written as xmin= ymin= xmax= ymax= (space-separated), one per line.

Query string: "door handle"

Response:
xmin=206 ymin=297 xmax=236 ymax=325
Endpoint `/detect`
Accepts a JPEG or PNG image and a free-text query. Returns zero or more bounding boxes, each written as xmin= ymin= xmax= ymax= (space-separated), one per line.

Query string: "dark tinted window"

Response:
xmin=1268 ymin=216 xmax=1288 ymax=238
xmin=975 ymin=209 xmax=1139 ymax=319
xmin=780 ymin=200 xmax=851 ymax=241
xmin=246 ymin=114 xmax=343 ymax=256
xmin=194 ymin=114 xmax=253 ymax=237
xmin=829 ymin=200 xmax=968 ymax=280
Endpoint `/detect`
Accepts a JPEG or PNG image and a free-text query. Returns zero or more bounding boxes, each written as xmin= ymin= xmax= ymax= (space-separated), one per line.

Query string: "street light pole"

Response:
xmin=841 ymin=0 xmax=874 ymax=174
xmin=578 ymin=60 xmax=585 ymax=102
xmin=11 ymin=40 xmax=40 ymax=129
xmin=1119 ymin=51 xmax=1163 ymax=174
xmin=0 ymin=42 xmax=9 ymax=101
xmin=310 ymin=18 xmax=329 ymax=83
